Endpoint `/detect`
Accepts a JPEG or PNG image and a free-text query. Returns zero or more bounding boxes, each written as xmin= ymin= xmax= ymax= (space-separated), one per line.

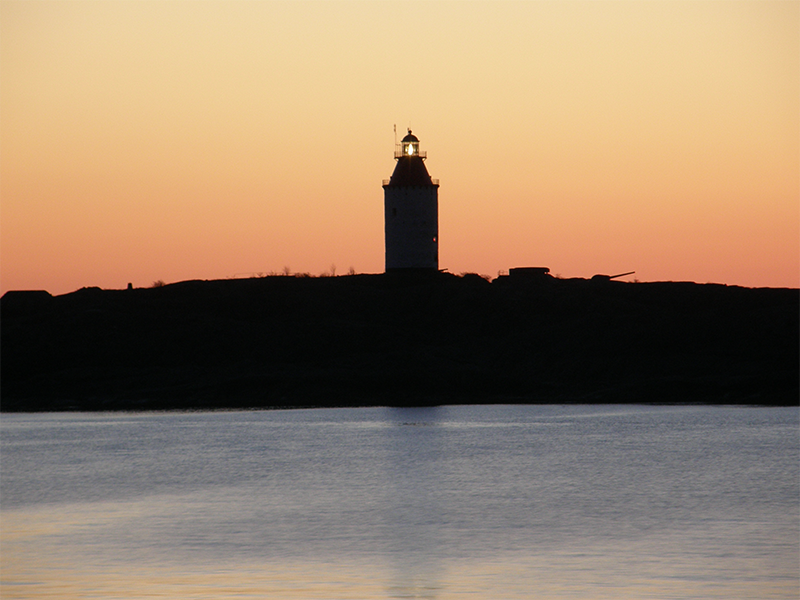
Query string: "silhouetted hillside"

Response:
xmin=2 ymin=273 xmax=797 ymax=410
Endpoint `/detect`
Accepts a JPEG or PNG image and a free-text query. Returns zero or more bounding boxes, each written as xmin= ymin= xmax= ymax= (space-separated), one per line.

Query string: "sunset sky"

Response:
xmin=2 ymin=0 xmax=798 ymax=295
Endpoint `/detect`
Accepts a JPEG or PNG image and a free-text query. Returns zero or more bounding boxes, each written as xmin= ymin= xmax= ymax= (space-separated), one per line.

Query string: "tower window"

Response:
xmin=392 ymin=208 xmax=397 ymax=216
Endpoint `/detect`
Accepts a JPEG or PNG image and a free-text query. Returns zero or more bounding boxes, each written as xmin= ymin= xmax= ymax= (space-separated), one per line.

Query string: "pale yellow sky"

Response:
xmin=2 ymin=1 xmax=798 ymax=293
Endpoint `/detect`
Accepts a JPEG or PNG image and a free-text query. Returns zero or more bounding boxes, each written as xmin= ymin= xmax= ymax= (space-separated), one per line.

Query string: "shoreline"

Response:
xmin=3 ymin=273 xmax=797 ymax=411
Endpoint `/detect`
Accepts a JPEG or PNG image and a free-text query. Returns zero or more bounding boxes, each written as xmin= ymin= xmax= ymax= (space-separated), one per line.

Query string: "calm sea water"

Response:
xmin=1 ymin=405 xmax=797 ymax=599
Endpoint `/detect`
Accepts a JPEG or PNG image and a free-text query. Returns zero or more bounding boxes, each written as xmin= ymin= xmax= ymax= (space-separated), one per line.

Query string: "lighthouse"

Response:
xmin=383 ymin=129 xmax=439 ymax=272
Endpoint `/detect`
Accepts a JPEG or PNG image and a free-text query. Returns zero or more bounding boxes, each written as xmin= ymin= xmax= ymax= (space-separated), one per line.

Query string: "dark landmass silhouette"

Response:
xmin=2 ymin=272 xmax=797 ymax=411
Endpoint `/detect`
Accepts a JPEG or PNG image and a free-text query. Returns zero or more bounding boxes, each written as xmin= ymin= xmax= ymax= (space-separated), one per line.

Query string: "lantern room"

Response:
xmin=395 ymin=129 xmax=427 ymax=159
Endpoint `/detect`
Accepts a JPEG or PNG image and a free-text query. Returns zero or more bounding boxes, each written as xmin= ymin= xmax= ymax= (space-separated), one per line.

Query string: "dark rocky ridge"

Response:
xmin=2 ymin=273 xmax=797 ymax=411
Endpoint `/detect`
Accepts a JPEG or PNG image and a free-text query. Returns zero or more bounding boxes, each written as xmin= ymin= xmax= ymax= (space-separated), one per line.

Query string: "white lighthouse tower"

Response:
xmin=383 ymin=129 xmax=439 ymax=272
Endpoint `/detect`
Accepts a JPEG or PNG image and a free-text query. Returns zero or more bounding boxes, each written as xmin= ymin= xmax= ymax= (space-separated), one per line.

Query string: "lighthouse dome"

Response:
xmin=401 ymin=130 xmax=419 ymax=143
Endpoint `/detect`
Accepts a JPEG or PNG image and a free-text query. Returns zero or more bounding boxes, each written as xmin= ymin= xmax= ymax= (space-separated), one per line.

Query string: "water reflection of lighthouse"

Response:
xmin=383 ymin=130 xmax=440 ymax=272
xmin=382 ymin=407 xmax=445 ymax=600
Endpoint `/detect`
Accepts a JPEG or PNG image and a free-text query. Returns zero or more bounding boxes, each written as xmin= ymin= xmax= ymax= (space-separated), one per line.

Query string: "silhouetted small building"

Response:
xmin=1 ymin=290 xmax=53 ymax=311
xmin=509 ymin=267 xmax=551 ymax=280
xmin=382 ymin=130 xmax=439 ymax=272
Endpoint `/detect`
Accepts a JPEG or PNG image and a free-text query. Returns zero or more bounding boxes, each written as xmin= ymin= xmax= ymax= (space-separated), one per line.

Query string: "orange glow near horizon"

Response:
xmin=2 ymin=1 xmax=798 ymax=295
